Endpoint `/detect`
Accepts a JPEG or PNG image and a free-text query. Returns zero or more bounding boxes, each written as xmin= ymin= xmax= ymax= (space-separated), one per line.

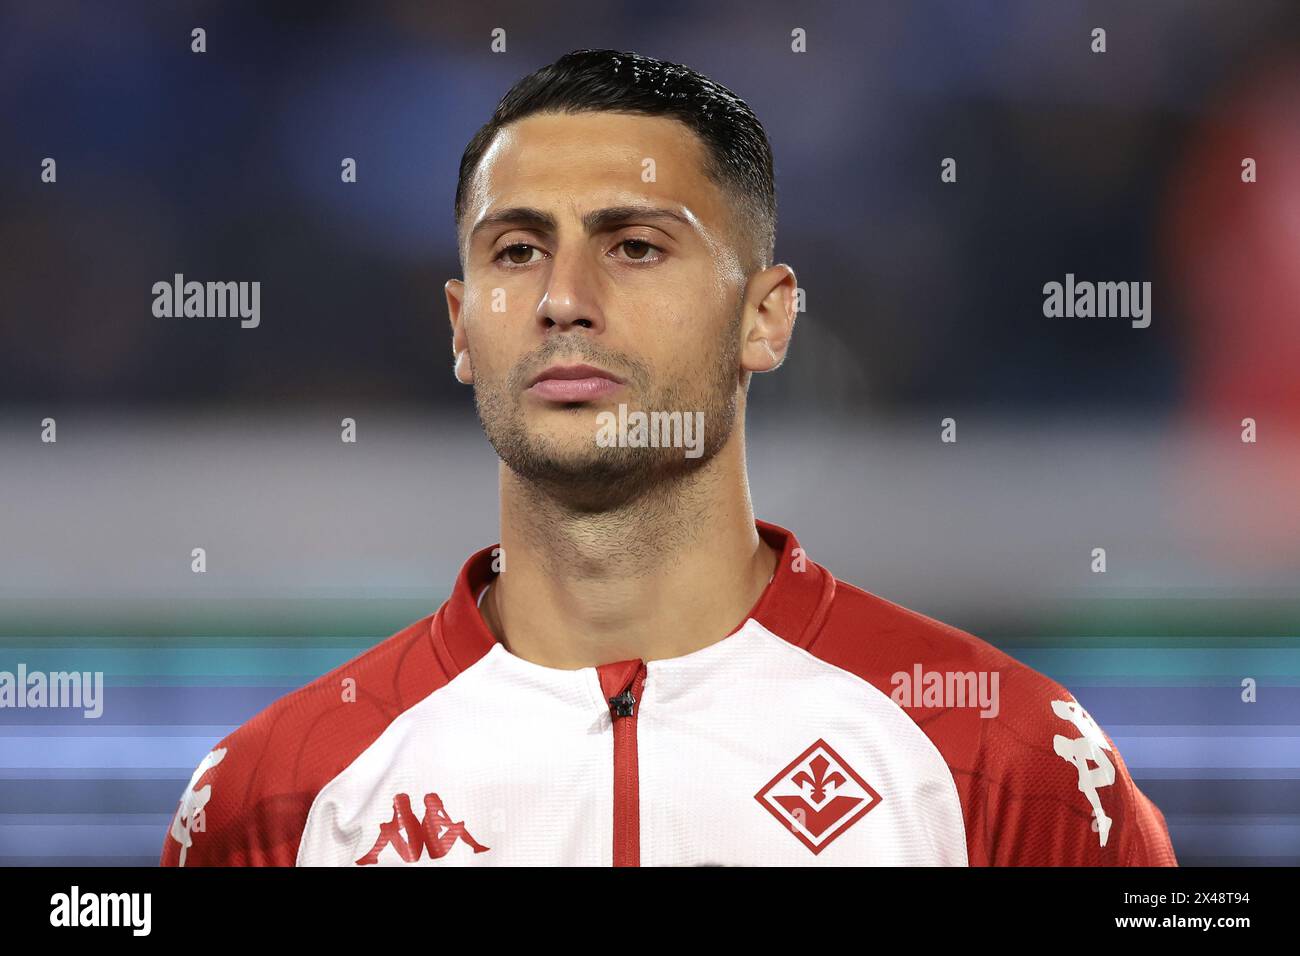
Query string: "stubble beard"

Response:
xmin=472 ymin=329 xmax=741 ymax=515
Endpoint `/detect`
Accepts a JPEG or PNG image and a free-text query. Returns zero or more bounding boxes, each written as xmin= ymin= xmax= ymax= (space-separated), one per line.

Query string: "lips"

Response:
xmin=526 ymin=363 xmax=625 ymax=403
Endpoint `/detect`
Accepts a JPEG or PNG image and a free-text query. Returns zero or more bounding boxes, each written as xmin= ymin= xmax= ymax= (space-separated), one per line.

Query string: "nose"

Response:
xmin=535 ymin=249 xmax=604 ymax=335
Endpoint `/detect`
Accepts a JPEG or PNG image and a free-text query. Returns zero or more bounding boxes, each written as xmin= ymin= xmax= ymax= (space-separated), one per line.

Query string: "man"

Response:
xmin=161 ymin=49 xmax=1176 ymax=867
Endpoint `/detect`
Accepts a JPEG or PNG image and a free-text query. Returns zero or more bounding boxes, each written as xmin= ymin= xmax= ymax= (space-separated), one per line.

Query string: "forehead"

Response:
xmin=464 ymin=111 xmax=725 ymax=231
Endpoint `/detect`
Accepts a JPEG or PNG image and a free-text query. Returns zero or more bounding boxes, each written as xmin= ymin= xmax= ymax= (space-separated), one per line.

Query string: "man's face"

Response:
xmin=449 ymin=111 xmax=749 ymax=509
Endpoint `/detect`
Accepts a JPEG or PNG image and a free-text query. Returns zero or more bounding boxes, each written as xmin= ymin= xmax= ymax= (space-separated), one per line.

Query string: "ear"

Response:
xmin=740 ymin=264 xmax=798 ymax=374
xmin=445 ymin=278 xmax=473 ymax=385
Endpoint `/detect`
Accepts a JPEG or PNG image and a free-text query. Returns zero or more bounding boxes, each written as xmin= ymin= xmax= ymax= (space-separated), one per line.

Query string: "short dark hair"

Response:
xmin=454 ymin=49 xmax=776 ymax=275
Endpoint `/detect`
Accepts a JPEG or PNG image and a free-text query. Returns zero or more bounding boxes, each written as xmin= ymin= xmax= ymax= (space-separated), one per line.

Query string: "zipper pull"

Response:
xmin=597 ymin=659 xmax=645 ymax=719
xmin=609 ymin=687 xmax=636 ymax=718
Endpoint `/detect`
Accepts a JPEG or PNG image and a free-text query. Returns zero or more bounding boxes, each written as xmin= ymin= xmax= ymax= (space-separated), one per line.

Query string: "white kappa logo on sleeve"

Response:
xmin=170 ymin=747 xmax=227 ymax=866
xmin=1050 ymin=699 xmax=1116 ymax=847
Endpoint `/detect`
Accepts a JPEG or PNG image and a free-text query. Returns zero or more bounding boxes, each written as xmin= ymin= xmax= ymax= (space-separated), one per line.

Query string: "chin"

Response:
xmin=525 ymin=420 xmax=609 ymax=455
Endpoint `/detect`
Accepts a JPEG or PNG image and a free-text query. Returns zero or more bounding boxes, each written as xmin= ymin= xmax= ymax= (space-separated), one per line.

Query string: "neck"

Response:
xmin=482 ymin=428 xmax=777 ymax=669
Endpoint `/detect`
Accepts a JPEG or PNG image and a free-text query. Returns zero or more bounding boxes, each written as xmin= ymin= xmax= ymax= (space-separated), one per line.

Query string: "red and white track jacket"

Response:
xmin=160 ymin=520 xmax=1177 ymax=866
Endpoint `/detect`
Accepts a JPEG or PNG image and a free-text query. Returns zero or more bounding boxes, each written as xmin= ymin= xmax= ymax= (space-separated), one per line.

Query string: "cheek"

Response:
xmin=657 ymin=289 xmax=734 ymax=358
xmin=466 ymin=284 xmax=537 ymax=376
xmin=466 ymin=308 xmax=517 ymax=378
xmin=677 ymin=269 xmax=734 ymax=330
xmin=638 ymin=293 xmax=733 ymax=383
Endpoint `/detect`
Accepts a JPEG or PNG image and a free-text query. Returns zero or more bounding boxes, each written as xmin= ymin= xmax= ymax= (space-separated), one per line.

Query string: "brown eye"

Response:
xmin=617 ymin=239 xmax=664 ymax=263
xmin=503 ymin=244 xmax=536 ymax=265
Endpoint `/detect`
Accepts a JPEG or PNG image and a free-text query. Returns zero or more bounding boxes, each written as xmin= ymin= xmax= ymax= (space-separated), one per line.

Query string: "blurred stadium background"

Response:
xmin=1 ymin=0 xmax=1298 ymax=865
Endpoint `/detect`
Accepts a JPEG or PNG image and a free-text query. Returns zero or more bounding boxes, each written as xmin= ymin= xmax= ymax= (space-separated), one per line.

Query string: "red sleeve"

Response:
xmin=975 ymin=678 xmax=1178 ymax=867
xmin=159 ymin=724 xmax=312 ymax=867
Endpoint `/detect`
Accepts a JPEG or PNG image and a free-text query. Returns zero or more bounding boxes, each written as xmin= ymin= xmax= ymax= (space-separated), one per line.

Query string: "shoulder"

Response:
xmin=810 ymin=576 xmax=1021 ymax=682
xmin=803 ymin=574 xmax=1177 ymax=866
xmin=160 ymin=612 xmax=455 ymax=866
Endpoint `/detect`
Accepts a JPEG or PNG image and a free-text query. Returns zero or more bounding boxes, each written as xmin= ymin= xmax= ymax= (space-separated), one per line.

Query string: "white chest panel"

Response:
xmin=297 ymin=620 xmax=967 ymax=866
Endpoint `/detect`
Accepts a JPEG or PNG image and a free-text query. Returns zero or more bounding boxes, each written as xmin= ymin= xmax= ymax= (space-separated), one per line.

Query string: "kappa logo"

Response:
xmin=356 ymin=792 xmax=491 ymax=865
xmin=755 ymin=739 xmax=882 ymax=855
xmin=1051 ymin=697 xmax=1117 ymax=847
xmin=170 ymin=746 xmax=226 ymax=867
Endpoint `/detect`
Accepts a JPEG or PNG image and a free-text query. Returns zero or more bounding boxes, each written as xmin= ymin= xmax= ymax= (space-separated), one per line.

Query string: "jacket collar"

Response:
xmin=431 ymin=519 xmax=835 ymax=676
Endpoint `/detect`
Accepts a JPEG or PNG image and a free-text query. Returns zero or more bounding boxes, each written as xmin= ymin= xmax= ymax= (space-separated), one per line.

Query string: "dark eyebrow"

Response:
xmin=469 ymin=205 xmax=694 ymax=246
